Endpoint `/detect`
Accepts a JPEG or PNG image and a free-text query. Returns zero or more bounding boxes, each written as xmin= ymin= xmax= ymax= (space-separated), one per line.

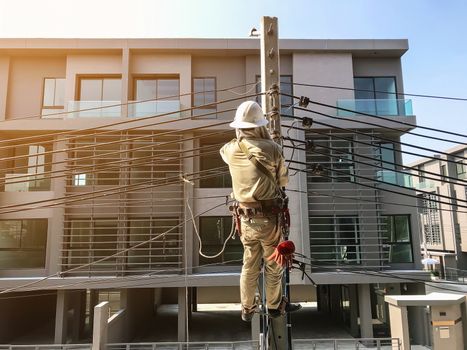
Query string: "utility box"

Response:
xmin=431 ymin=304 xmax=464 ymax=350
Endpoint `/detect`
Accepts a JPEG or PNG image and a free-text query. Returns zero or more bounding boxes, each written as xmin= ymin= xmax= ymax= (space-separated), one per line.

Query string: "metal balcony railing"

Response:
xmin=66 ymin=100 xmax=181 ymax=118
xmin=107 ymin=338 xmax=401 ymax=349
xmin=336 ymin=99 xmax=413 ymax=117
xmin=128 ymin=100 xmax=181 ymax=118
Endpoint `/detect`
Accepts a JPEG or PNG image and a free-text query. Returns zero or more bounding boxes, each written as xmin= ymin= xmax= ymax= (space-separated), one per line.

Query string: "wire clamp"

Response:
xmin=299 ymin=96 xmax=310 ymax=108
xmin=302 ymin=117 xmax=313 ymax=128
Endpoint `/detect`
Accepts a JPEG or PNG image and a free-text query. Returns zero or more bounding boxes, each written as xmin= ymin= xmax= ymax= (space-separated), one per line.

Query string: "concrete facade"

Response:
xmin=0 ymin=38 xmax=427 ymax=345
xmin=407 ymin=145 xmax=467 ymax=277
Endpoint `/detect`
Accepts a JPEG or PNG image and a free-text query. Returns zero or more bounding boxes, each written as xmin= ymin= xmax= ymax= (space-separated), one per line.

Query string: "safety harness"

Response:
xmin=229 ymin=139 xmax=291 ymax=238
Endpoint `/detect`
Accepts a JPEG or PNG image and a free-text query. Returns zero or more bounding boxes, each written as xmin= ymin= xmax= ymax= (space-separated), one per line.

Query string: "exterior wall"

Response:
xmin=6 ymin=56 xmax=66 ymax=120
xmin=353 ymin=57 xmax=404 ymax=97
xmin=0 ymin=39 xmax=425 ymax=344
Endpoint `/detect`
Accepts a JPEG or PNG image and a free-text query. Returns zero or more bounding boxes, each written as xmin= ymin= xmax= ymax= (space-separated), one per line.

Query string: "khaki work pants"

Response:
xmin=240 ymin=215 xmax=283 ymax=310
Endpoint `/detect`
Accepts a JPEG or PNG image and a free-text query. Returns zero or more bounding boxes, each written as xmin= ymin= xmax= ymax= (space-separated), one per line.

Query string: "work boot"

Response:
xmin=268 ymin=302 xmax=302 ymax=318
xmin=241 ymin=305 xmax=257 ymax=322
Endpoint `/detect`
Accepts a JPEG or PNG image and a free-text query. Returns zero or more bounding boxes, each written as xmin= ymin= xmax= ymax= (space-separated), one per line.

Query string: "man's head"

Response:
xmin=229 ymin=101 xmax=268 ymax=129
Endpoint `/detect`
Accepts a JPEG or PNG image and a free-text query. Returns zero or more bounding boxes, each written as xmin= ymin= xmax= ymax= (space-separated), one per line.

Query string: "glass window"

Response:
xmin=382 ymin=215 xmax=413 ymax=263
xmin=0 ymin=219 xmax=48 ymax=269
xmin=456 ymin=161 xmax=466 ymax=178
xmin=354 ymin=77 xmax=398 ymax=115
xmin=134 ymin=77 xmax=179 ymax=101
xmin=192 ymin=77 xmax=216 ymax=118
xmin=43 ymin=78 xmax=65 ymax=108
xmin=309 ymin=216 xmax=360 ymax=265
xmin=440 ymin=164 xmax=447 ymax=182
xmin=199 ymin=139 xmax=231 ymax=188
xmin=79 ymin=78 xmax=122 ymax=101
xmin=306 ymin=135 xmax=354 ymax=183
xmin=377 ymin=143 xmax=397 ymax=185
xmin=198 ymin=216 xmax=242 ymax=265
xmin=3 ymin=144 xmax=52 ymax=192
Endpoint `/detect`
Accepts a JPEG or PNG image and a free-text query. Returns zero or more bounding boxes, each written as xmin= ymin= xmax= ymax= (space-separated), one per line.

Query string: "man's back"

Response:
xmin=220 ymin=137 xmax=288 ymax=203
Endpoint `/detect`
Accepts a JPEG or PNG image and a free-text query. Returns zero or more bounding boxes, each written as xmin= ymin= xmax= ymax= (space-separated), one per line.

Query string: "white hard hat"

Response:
xmin=229 ymin=101 xmax=269 ymax=129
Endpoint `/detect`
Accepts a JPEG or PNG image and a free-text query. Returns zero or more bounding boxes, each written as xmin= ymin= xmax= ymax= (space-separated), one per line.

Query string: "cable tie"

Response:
xmin=180 ymin=174 xmax=194 ymax=185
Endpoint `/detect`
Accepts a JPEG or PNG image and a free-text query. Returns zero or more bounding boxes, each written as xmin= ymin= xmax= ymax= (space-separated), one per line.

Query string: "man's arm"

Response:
xmin=277 ymin=151 xmax=289 ymax=187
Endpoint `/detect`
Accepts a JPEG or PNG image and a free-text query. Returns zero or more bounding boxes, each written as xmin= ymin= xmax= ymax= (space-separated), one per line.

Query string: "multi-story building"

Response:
xmin=407 ymin=145 xmax=467 ymax=277
xmin=0 ymin=38 xmax=428 ymax=346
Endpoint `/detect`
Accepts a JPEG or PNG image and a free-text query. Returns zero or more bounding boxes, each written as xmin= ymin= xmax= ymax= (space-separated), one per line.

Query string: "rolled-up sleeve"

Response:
xmin=276 ymin=154 xmax=289 ymax=187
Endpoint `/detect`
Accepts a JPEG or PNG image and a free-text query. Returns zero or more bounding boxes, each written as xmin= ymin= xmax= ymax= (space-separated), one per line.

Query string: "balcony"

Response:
xmin=414 ymin=180 xmax=436 ymax=190
xmin=128 ymin=100 xmax=181 ymax=119
xmin=336 ymin=99 xmax=413 ymax=117
xmin=376 ymin=170 xmax=413 ymax=187
xmin=67 ymin=101 xmax=121 ymax=118
xmin=66 ymin=100 xmax=181 ymax=119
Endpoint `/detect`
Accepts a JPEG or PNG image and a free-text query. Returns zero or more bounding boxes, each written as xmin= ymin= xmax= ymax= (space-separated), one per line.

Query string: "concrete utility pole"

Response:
xmin=260 ymin=16 xmax=291 ymax=350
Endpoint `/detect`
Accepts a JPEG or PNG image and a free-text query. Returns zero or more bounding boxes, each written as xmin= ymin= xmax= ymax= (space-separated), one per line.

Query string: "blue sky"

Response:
xmin=0 ymin=0 xmax=466 ymax=163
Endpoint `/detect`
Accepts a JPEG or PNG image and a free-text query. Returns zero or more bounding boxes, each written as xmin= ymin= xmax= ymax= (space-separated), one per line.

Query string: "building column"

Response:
xmin=54 ymin=290 xmax=69 ymax=344
xmin=349 ymin=285 xmax=359 ymax=337
xmin=121 ymin=48 xmax=130 ymax=118
xmin=92 ymin=302 xmax=109 ymax=350
xmin=0 ymin=56 xmax=9 ymax=121
xmin=388 ymin=304 xmax=410 ymax=350
xmin=178 ymin=287 xmax=188 ymax=342
xmin=358 ymin=284 xmax=373 ymax=338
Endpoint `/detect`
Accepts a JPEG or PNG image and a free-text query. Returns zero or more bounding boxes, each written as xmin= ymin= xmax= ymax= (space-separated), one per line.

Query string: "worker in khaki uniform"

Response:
xmin=220 ymin=101 xmax=299 ymax=321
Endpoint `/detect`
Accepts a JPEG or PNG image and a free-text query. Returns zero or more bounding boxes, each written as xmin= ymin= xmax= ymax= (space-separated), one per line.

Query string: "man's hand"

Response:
xmin=267 ymin=240 xmax=295 ymax=269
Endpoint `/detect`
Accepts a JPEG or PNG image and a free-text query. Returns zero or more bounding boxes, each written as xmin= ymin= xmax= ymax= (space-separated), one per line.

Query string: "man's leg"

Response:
xmin=240 ymin=221 xmax=262 ymax=311
xmin=260 ymin=218 xmax=283 ymax=309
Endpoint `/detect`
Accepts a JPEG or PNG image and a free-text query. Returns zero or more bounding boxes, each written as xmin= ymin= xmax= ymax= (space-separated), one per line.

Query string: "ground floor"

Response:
xmin=0 ymin=282 xmax=429 ymax=347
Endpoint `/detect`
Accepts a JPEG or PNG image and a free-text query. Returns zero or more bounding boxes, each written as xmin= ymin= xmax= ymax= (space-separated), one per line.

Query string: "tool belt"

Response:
xmin=229 ymin=198 xmax=290 ymax=237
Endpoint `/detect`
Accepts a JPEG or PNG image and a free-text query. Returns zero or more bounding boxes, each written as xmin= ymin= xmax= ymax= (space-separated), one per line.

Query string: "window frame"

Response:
xmin=382 ymin=215 xmax=414 ymax=263
xmin=41 ymin=77 xmax=66 ymax=109
xmin=0 ymin=219 xmax=48 ymax=269
xmin=192 ymin=77 xmax=217 ymax=108
xmin=353 ymin=76 xmax=399 ymax=100
xmin=75 ymin=75 xmax=122 ymax=101
xmin=132 ymin=74 xmax=180 ymax=101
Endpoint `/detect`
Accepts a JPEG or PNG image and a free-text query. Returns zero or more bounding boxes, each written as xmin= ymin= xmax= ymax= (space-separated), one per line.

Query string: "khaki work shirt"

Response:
xmin=220 ymin=138 xmax=288 ymax=203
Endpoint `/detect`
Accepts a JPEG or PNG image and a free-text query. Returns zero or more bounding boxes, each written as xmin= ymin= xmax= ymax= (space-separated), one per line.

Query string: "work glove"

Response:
xmin=267 ymin=240 xmax=295 ymax=270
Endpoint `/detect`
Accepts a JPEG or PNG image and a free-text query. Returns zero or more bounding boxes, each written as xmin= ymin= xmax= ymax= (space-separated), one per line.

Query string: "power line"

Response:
xmin=0 ymin=86 xmax=259 ymax=150
xmin=0 ymin=200 xmax=230 ymax=294
xmin=283 ymin=135 xmax=467 ymax=189
xmin=282 ymin=126 xmax=467 ymax=186
xmin=1 ymin=81 xmax=260 ymax=123
xmin=283 ymin=91 xmax=467 ymax=140
xmin=0 ymin=166 xmax=230 ymax=214
xmin=286 ymin=81 xmax=467 ymax=102
xmin=285 ymin=112 xmax=467 ymax=166
xmin=0 ymin=132 xmax=233 ymax=187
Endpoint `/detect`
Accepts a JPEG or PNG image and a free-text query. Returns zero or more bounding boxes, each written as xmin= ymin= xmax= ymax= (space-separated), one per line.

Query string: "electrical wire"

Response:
xmin=0 ymin=200 xmax=230 ymax=295
xmin=281 ymin=126 xmax=467 ymax=186
xmin=284 ymin=138 xmax=467 ymax=194
xmin=187 ymin=197 xmax=236 ymax=259
xmin=0 ymin=133 xmax=233 ymax=187
xmin=0 ymin=87 xmax=259 ymax=153
xmin=0 ymin=166 xmax=230 ymax=214
xmin=1 ymin=81 xmax=260 ymax=123
xmin=282 ymin=91 xmax=467 ymax=141
xmin=287 ymin=81 xmax=467 ymax=102
xmin=284 ymin=112 xmax=467 ymax=166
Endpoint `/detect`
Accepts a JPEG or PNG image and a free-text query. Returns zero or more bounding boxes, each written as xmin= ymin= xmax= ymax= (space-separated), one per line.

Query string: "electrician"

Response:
xmin=220 ymin=101 xmax=300 ymax=321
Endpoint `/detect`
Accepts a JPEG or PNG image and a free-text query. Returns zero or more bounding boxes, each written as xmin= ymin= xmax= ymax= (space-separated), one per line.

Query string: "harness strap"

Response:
xmin=237 ymin=140 xmax=279 ymax=191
